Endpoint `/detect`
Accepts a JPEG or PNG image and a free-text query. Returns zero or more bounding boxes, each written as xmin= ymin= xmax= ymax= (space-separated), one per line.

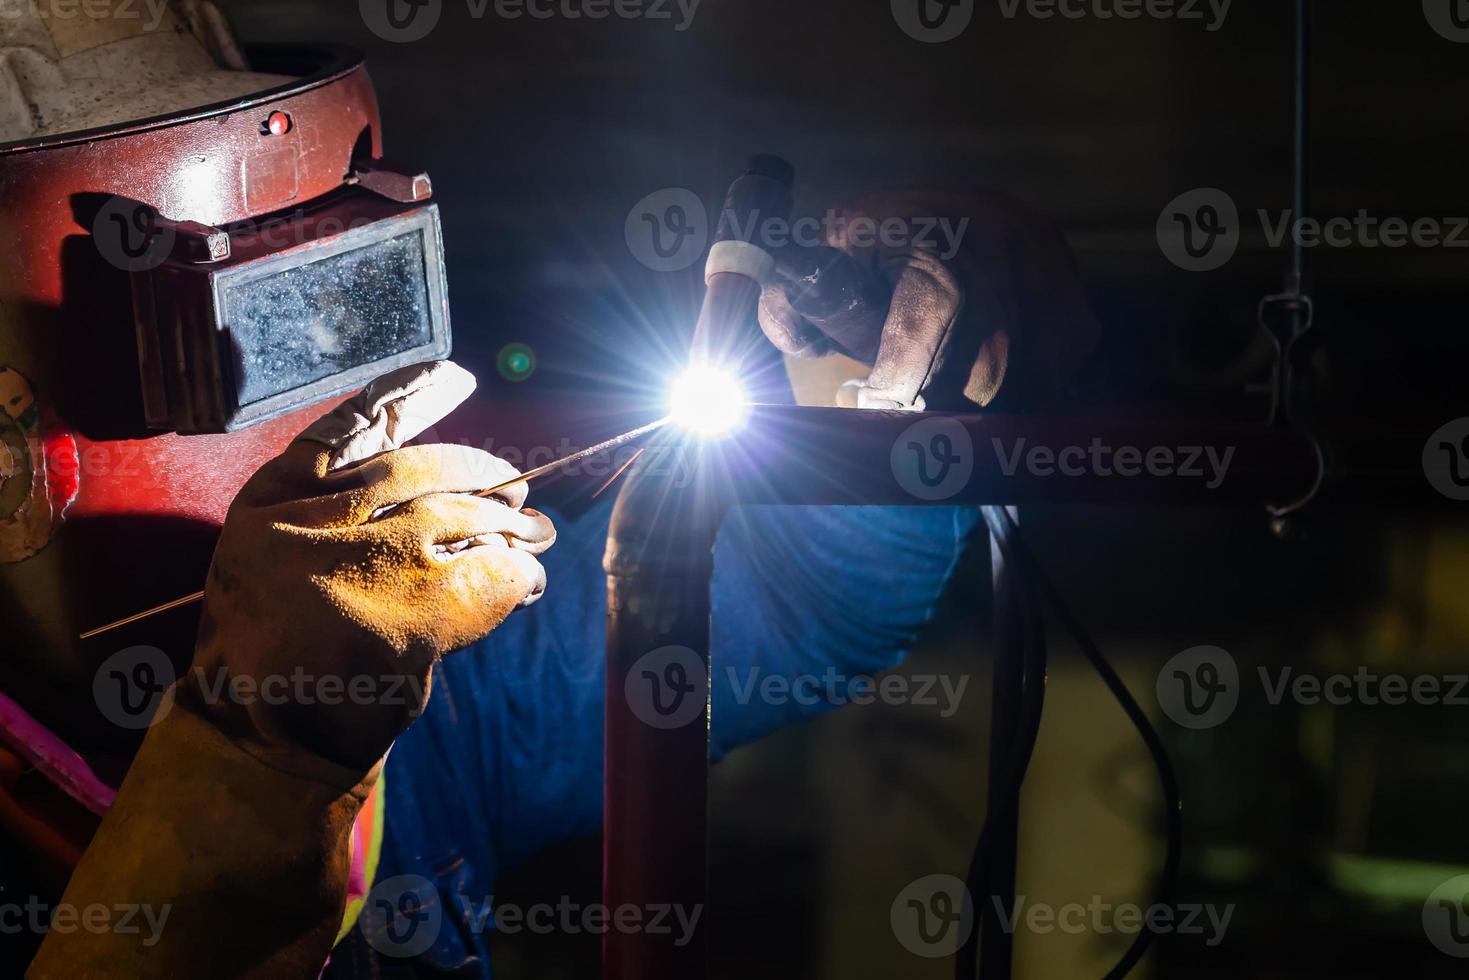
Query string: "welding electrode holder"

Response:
xmin=692 ymin=155 xmax=892 ymax=370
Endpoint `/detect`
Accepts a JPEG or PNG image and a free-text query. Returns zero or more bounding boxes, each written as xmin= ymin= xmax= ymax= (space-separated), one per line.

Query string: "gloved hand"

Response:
xmin=30 ymin=361 xmax=551 ymax=980
xmin=188 ymin=359 xmax=556 ymax=780
xmin=758 ymin=190 xmax=1101 ymax=411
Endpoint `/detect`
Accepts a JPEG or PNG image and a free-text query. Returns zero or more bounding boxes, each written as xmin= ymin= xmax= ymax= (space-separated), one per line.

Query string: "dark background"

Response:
xmin=219 ymin=2 xmax=1469 ymax=977
xmin=220 ymin=0 xmax=1469 ymax=429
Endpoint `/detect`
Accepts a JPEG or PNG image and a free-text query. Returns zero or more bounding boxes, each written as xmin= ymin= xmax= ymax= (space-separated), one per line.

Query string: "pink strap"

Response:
xmin=0 ymin=691 xmax=116 ymax=815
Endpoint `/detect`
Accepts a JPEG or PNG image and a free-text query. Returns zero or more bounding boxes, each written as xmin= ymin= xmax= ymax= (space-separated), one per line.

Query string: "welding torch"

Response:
xmin=692 ymin=154 xmax=892 ymax=376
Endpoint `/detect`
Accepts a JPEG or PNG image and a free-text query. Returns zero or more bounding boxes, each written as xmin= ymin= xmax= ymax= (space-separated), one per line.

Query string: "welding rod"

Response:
xmin=79 ymin=417 xmax=672 ymax=641
xmin=472 ymin=417 xmax=668 ymax=501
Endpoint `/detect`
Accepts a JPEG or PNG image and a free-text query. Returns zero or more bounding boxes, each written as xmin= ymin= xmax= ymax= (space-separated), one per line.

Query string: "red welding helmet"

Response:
xmin=0 ymin=3 xmax=451 ymax=746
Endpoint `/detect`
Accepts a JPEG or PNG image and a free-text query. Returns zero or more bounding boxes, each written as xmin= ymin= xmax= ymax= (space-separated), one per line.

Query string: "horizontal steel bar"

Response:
xmin=710 ymin=405 xmax=1321 ymax=508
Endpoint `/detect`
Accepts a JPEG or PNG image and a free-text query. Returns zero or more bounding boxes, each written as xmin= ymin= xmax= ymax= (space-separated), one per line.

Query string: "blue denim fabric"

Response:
xmin=347 ymin=496 xmax=980 ymax=975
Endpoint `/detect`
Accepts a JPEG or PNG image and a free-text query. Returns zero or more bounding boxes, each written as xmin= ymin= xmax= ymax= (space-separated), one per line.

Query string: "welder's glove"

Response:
xmin=191 ymin=359 xmax=556 ymax=779
xmin=30 ymin=361 xmax=554 ymax=980
xmin=759 ymin=190 xmax=1101 ymax=410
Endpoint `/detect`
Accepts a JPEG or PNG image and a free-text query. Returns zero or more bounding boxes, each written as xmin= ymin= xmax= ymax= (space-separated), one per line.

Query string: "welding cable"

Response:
xmin=956 ymin=506 xmax=1049 ymax=980
xmin=984 ymin=506 xmax=1183 ymax=980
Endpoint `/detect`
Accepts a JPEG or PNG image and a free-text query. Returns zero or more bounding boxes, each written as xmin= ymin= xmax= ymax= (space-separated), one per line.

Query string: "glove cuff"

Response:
xmin=705 ymin=240 xmax=775 ymax=284
xmin=170 ymin=666 xmax=388 ymax=796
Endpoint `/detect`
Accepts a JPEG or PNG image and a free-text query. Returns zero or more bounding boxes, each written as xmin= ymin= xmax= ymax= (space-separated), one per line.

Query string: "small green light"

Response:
xmin=497 ymin=343 xmax=536 ymax=383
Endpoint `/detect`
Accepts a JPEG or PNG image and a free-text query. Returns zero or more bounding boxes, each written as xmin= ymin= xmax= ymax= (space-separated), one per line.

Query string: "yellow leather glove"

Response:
xmin=189 ymin=359 xmax=555 ymax=780
xmin=30 ymin=361 xmax=553 ymax=979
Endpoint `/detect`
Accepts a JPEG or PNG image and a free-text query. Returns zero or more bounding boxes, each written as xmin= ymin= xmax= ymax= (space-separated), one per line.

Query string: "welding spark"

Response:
xmin=668 ymin=366 xmax=748 ymax=438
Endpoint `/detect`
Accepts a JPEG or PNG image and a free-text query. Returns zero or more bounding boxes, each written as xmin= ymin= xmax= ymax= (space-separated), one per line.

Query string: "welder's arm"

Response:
xmin=30 ymin=363 xmax=554 ymax=980
xmin=758 ymin=190 xmax=1101 ymax=410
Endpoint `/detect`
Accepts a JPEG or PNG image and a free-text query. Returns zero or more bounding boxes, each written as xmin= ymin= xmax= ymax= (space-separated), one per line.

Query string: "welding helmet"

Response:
xmin=0 ymin=1 xmax=451 ymax=744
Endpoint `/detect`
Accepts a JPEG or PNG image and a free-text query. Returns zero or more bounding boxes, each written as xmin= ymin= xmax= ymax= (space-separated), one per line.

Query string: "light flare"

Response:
xmin=668 ymin=366 xmax=748 ymax=437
